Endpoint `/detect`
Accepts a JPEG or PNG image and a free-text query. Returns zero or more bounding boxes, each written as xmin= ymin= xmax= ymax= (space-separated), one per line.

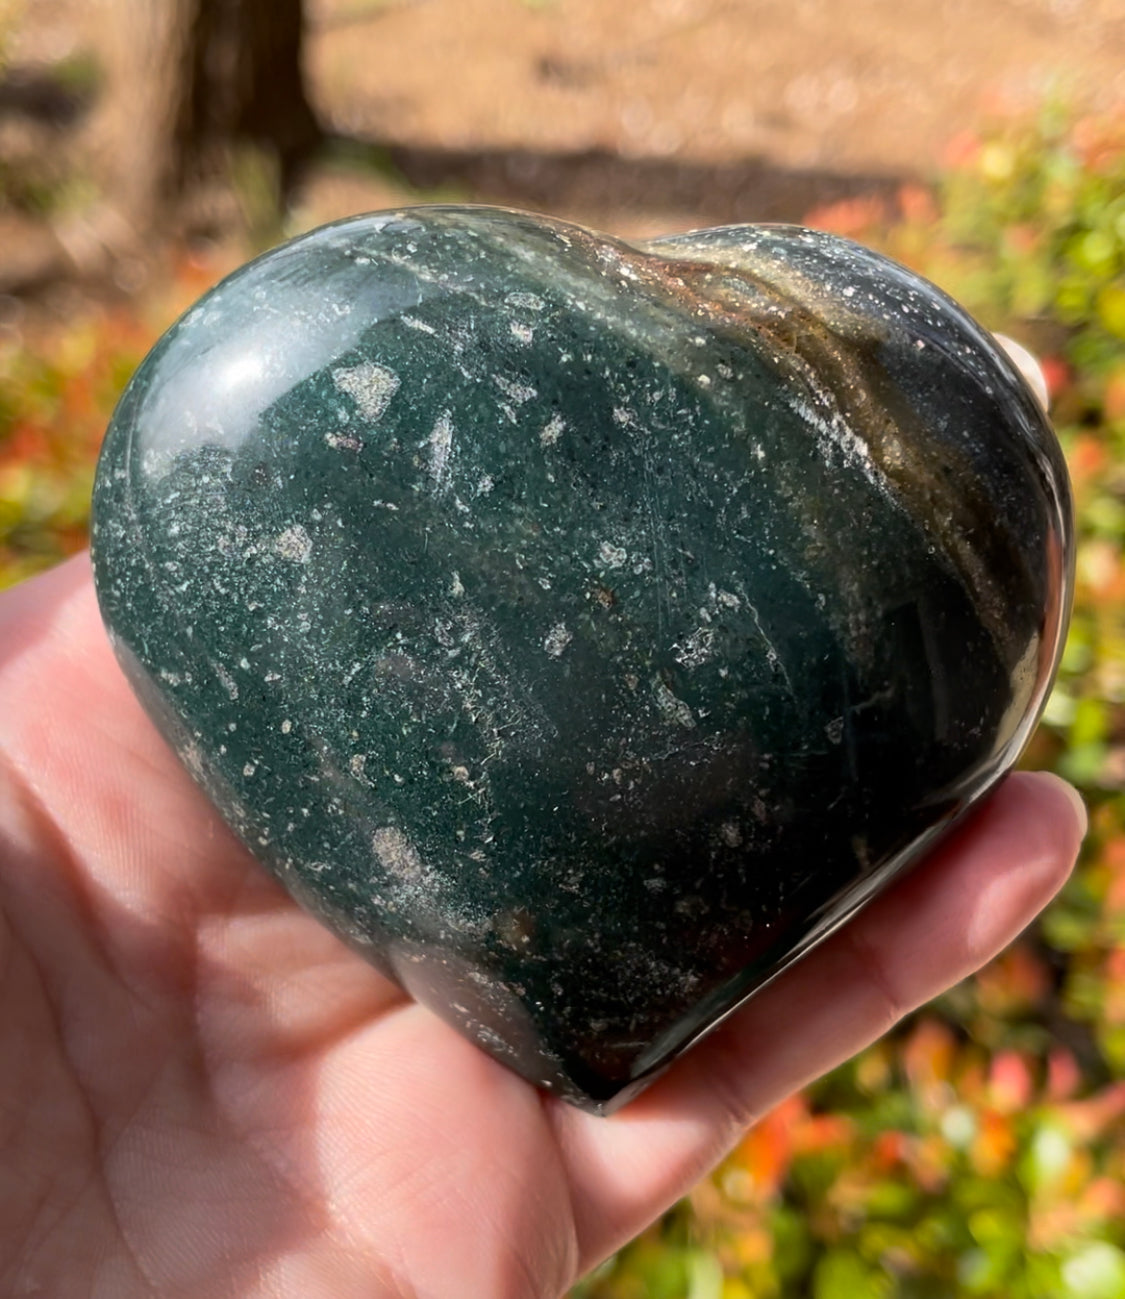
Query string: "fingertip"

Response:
xmin=983 ymin=770 xmax=1087 ymax=902
xmin=1015 ymin=768 xmax=1088 ymax=843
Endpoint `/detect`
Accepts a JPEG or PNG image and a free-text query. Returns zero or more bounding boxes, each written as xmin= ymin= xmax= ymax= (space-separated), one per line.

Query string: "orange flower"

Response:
xmin=1057 ymin=1082 xmax=1125 ymax=1141
xmin=1037 ymin=355 xmax=1070 ymax=402
xmin=988 ymin=1050 xmax=1035 ymax=1114
xmin=942 ymin=129 xmax=981 ymax=170
xmin=897 ymin=184 xmax=938 ymax=227
xmin=1046 ymin=1047 xmax=1082 ymax=1102
xmin=872 ymin=1129 xmax=909 ymax=1170
xmin=976 ymin=943 xmax=1050 ymax=1015
xmin=971 ymin=1108 xmax=1016 ymax=1176
xmin=1102 ymin=366 xmax=1125 ymax=423
xmin=0 ymin=423 xmax=50 ymax=467
xmin=733 ymin=1094 xmax=803 ymax=1201
xmin=902 ymin=1018 xmax=956 ymax=1107
xmin=1068 ymin=433 xmax=1108 ymax=489
xmin=1071 ymin=113 xmax=1125 ymax=173
xmin=803 ymin=195 xmax=888 ymax=239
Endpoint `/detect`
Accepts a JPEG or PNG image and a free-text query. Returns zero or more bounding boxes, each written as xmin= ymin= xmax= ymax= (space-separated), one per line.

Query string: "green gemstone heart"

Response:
xmin=91 ymin=206 xmax=1072 ymax=1112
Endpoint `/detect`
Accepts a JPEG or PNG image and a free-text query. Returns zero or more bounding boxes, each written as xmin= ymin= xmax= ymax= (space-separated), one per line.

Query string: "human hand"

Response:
xmin=0 ymin=555 xmax=1085 ymax=1298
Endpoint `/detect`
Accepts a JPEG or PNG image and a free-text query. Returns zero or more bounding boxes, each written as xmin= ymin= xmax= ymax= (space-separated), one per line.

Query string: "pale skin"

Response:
xmin=0 ymin=555 xmax=1086 ymax=1298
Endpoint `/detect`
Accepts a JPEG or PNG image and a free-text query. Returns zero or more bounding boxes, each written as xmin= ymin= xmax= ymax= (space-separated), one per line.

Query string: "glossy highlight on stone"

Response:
xmin=91 ymin=206 xmax=1073 ymax=1112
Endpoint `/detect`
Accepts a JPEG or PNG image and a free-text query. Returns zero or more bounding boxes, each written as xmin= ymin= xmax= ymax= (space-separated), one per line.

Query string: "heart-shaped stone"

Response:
xmin=91 ymin=207 xmax=1072 ymax=1112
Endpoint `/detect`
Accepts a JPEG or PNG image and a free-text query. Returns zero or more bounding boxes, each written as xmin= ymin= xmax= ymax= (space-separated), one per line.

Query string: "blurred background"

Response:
xmin=3 ymin=1 xmax=1125 ymax=1294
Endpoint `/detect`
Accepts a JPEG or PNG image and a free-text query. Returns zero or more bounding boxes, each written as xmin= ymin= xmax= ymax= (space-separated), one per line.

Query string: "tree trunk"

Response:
xmin=73 ymin=0 xmax=191 ymax=252
xmin=77 ymin=0 xmax=319 ymax=257
xmin=173 ymin=0 xmax=321 ymax=198
xmin=0 ymin=0 xmax=321 ymax=290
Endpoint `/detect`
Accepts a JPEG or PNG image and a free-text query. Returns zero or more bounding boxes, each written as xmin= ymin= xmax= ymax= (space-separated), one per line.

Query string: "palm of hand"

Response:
xmin=0 ymin=558 xmax=1084 ymax=1299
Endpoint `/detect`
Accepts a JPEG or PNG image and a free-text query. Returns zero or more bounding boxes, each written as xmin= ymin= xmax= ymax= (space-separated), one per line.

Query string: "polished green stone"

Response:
xmin=91 ymin=206 xmax=1072 ymax=1112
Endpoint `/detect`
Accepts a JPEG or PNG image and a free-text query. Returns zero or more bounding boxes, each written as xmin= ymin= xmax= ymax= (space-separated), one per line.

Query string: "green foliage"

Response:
xmin=0 ymin=255 xmax=228 ymax=585
xmin=2 ymin=97 xmax=1125 ymax=1299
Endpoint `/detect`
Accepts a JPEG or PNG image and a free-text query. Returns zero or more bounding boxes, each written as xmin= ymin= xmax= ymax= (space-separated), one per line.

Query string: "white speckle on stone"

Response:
xmin=493 ymin=375 xmax=537 ymax=404
xmin=239 ymin=657 xmax=250 ymax=670
xmin=243 ymin=762 xmax=256 ymax=777
xmin=825 ymin=717 xmax=844 ymax=744
xmin=717 ymin=362 xmax=734 ymax=380
xmin=674 ymin=626 xmax=715 ymax=669
xmin=698 ymin=373 xmax=713 ymax=388
xmin=215 ymin=664 xmax=239 ymax=700
xmin=505 ymin=292 xmax=544 ymax=311
xmin=280 ymin=718 xmax=292 ymax=734
xmin=325 ymin=431 xmax=364 ymax=452
xmin=450 ymin=571 xmax=465 ymax=597
xmin=274 ymin=524 xmax=312 ymax=563
xmin=476 ymin=474 xmax=494 ymax=495
xmin=350 ymin=753 xmax=367 ymax=778
xmin=333 ymin=360 xmax=400 ymax=422
xmin=425 ymin=411 xmax=455 ymax=492
xmin=510 ymin=321 xmax=534 ymax=345
xmin=372 ymin=825 xmax=425 ymax=881
xmin=716 ymin=589 xmax=741 ymax=609
xmin=652 ymin=678 xmax=695 ymax=729
xmin=181 ymin=740 xmax=206 ymax=779
xmin=720 ymin=820 xmax=743 ymax=848
xmin=401 ymin=314 xmax=437 ymax=335
xmin=544 ymin=622 xmax=573 ymax=658
xmin=159 ymin=669 xmax=182 ymax=686
xmin=598 ymin=540 xmax=628 ymax=569
xmin=540 ymin=413 xmax=566 ymax=446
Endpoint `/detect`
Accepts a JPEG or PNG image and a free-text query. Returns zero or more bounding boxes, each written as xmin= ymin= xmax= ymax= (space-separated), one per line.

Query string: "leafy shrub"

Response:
xmin=0 ymin=254 xmax=227 ymax=583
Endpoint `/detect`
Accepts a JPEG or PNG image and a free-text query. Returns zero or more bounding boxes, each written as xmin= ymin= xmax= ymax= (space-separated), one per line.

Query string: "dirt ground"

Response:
xmin=7 ymin=0 xmax=1125 ymax=250
xmin=303 ymin=0 xmax=1125 ymax=236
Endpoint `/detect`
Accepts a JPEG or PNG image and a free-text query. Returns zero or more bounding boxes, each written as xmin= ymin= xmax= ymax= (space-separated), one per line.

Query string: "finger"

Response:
xmin=0 ymin=556 xmax=257 ymax=911
xmin=0 ymin=558 xmax=409 ymax=1023
xmin=550 ymin=770 xmax=1086 ymax=1267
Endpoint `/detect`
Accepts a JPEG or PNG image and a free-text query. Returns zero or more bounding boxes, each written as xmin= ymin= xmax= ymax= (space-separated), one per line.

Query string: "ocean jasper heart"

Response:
xmin=91 ymin=206 xmax=1072 ymax=1112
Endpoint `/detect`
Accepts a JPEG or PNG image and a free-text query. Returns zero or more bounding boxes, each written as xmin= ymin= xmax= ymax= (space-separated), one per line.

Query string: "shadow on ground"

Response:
xmin=386 ymin=142 xmax=906 ymax=227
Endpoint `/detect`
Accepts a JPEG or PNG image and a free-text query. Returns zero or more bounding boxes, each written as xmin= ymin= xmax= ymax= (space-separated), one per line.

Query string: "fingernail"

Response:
xmin=994 ymin=333 xmax=1050 ymax=411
